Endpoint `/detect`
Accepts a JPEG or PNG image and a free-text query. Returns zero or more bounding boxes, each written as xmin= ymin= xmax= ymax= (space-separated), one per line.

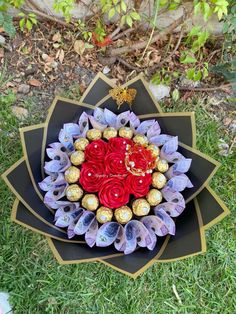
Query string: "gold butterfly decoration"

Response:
xmin=109 ymin=86 xmax=137 ymax=109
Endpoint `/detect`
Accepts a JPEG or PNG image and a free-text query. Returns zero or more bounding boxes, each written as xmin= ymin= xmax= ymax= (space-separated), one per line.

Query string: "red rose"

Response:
xmin=80 ymin=161 xmax=106 ymax=192
xmin=99 ymin=178 xmax=130 ymax=208
xmin=85 ymin=139 xmax=108 ymax=162
xmin=105 ymin=152 xmax=128 ymax=178
xmin=126 ymin=173 xmax=152 ymax=198
xmin=108 ymin=137 xmax=133 ymax=153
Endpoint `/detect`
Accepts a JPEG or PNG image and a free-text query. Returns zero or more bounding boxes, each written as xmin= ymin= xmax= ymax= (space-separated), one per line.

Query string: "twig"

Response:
xmin=172 ymin=284 xmax=182 ymax=305
xmin=108 ymin=13 xmax=188 ymax=57
xmin=139 ymin=0 xmax=160 ymax=62
xmin=110 ymin=27 xmax=121 ymax=39
xmin=179 ymin=84 xmax=232 ymax=93
xmin=148 ymin=27 xmax=184 ymax=74
xmin=228 ymin=136 xmax=236 ymax=155
xmin=112 ymin=27 xmax=134 ymax=40
xmin=117 ymin=57 xmax=143 ymax=71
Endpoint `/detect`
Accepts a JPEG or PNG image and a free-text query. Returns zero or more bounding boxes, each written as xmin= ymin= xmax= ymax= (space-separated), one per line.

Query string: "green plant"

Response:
xmin=94 ymin=20 xmax=107 ymax=43
xmin=151 ymin=69 xmax=171 ymax=85
xmin=211 ymin=56 xmax=236 ymax=91
xmin=100 ymin=0 xmax=140 ymax=28
xmin=76 ymin=19 xmax=92 ymax=41
xmin=186 ymin=63 xmax=209 ymax=82
xmin=53 ymin=0 xmax=75 ymax=23
xmin=18 ymin=12 xmax=37 ymax=32
xmin=0 ymin=12 xmax=15 ymax=37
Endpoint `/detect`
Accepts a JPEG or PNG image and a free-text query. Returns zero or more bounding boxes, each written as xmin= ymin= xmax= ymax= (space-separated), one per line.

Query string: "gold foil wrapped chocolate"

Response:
xmin=119 ymin=127 xmax=133 ymax=139
xmin=86 ymin=129 xmax=102 ymax=141
xmin=115 ymin=206 xmax=133 ymax=224
xmin=152 ymin=172 xmax=167 ymax=189
xmin=132 ymin=199 xmax=150 ymax=216
xmin=74 ymin=138 xmax=89 ymax=151
xmin=133 ymin=134 xmax=148 ymax=146
xmin=70 ymin=150 xmax=85 ymax=166
xmin=82 ymin=194 xmax=99 ymax=211
xmin=103 ymin=127 xmax=117 ymax=140
xmin=147 ymin=144 xmax=160 ymax=158
xmin=96 ymin=207 xmax=113 ymax=224
xmin=66 ymin=184 xmax=83 ymax=202
xmin=156 ymin=159 xmax=169 ymax=173
xmin=64 ymin=166 xmax=80 ymax=183
xmin=146 ymin=189 xmax=162 ymax=206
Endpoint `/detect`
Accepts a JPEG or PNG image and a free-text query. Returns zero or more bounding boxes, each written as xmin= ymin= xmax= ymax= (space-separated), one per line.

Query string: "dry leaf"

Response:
xmin=28 ymin=78 xmax=42 ymax=87
xmin=56 ymin=49 xmax=64 ymax=63
xmin=52 ymin=32 xmax=62 ymax=43
xmin=74 ymin=40 xmax=85 ymax=56
xmin=0 ymin=48 xmax=4 ymax=58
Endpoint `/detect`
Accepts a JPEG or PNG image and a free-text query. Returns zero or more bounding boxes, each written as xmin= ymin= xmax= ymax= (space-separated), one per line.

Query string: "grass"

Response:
xmin=0 ymin=86 xmax=235 ymax=314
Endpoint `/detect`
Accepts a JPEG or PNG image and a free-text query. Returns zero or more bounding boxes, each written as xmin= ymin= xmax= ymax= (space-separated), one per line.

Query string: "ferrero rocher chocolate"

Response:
xmin=147 ymin=144 xmax=160 ymax=158
xmin=86 ymin=129 xmax=102 ymax=141
xmin=66 ymin=184 xmax=83 ymax=201
xmin=146 ymin=189 xmax=162 ymax=206
xmin=64 ymin=166 xmax=80 ymax=183
xmin=156 ymin=159 xmax=169 ymax=173
xmin=132 ymin=199 xmax=150 ymax=216
xmin=96 ymin=207 xmax=113 ymax=224
xmin=115 ymin=206 xmax=133 ymax=224
xmin=82 ymin=194 xmax=99 ymax=211
xmin=103 ymin=127 xmax=117 ymax=140
xmin=152 ymin=172 xmax=167 ymax=189
xmin=133 ymin=134 xmax=148 ymax=146
xmin=119 ymin=127 xmax=133 ymax=139
xmin=74 ymin=138 xmax=89 ymax=151
xmin=70 ymin=150 xmax=85 ymax=166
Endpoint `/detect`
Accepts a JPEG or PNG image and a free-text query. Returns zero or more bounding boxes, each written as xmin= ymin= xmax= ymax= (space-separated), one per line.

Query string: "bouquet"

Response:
xmin=2 ymin=73 xmax=229 ymax=278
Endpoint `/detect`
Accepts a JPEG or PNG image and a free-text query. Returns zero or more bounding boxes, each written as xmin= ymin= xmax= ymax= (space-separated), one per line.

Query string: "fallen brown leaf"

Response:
xmin=52 ymin=32 xmax=62 ymax=43
xmin=28 ymin=78 xmax=42 ymax=87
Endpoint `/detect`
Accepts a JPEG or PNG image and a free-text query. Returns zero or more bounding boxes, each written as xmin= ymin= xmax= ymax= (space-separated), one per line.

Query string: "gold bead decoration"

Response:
xmin=96 ymin=207 xmax=113 ymax=224
xmin=114 ymin=206 xmax=133 ymax=224
xmin=147 ymin=144 xmax=160 ymax=158
xmin=82 ymin=194 xmax=99 ymax=211
xmin=119 ymin=127 xmax=133 ymax=139
xmin=152 ymin=172 xmax=167 ymax=189
xmin=74 ymin=138 xmax=89 ymax=151
xmin=132 ymin=199 xmax=151 ymax=216
xmin=66 ymin=184 xmax=83 ymax=202
xmin=103 ymin=127 xmax=117 ymax=140
xmin=64 ymin=166 xmax=80 ymax=183
xmin=86 ymin=129 xmax=102 ymax=141
xmin=146 ymin=189 xmax=162 ymax=206
xmin=156 ymin=159 xmax=169 ymax=173
xmin=133 ymin=134 xmax=149 ymax=146
xmin=70 ymin=150 xmax=85 ymax=166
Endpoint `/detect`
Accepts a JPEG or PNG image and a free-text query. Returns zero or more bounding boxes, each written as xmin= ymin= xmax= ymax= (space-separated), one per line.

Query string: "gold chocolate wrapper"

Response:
xmin=66 ymin=184 xmax=83 ymax=202
xmin=86 ymin=129 xmax=102 ymax=141
xmin=115 ymin=206 xmax=133 ymax=224
xmin=146 ymin=189 xmax=162 ymax=206
xmin=74 ymin=138 xmax=89 ymax=151
xmin=132 ymin=199 xmax=150 ymax=216
xmin=82 ymin=194 xmax=99 ymax=211
xmin=147 ymin=144 xmax=160 ymax=158
xmin=152 ymin=172 xmax=167 ymax=189
xmin=96 ymin=207 xmax=113 ymax=224
xmin=70 ymin=150 xmax=85 ymax=166
xmin=103 ymin=127 xmax=117 ymax=140
xmin=133 ymin=134 xmax=148 ymax=146
xmin=119 ymin=127 xmax=133 ymax=139
xmin=156 ymin=159 xmax=169 ymax=173
xmin=64 ymin=166 xmax=80 ymax=183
